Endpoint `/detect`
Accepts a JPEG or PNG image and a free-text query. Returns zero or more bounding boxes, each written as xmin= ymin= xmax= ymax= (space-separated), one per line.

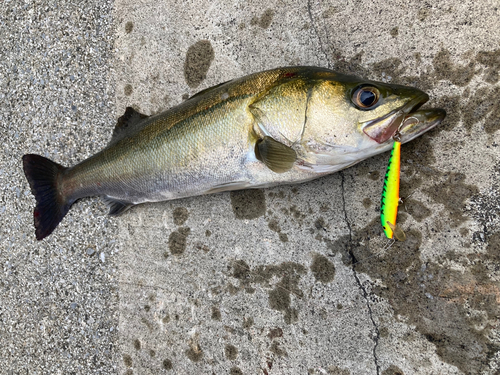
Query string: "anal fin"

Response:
xmin=103 ymin=197 xmax=134 ymax=216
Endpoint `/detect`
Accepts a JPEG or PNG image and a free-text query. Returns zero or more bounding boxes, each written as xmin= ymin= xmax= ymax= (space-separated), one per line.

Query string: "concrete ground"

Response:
xmin=1 ymin=0 xmax=499 ymax=374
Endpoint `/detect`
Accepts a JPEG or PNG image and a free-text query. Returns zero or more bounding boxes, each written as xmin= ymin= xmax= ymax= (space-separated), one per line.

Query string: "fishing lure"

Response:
xmin=380 ymin=136 xmax=406 ymax=241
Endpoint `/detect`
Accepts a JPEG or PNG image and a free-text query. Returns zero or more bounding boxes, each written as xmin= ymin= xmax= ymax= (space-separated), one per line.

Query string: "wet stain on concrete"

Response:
xmin=123 ymin=354 xmax=133 ymax=367
xmin=423 ymin=173 xmax=479 ymax=227
xmin=328 ymin=218 xmax=500 ymax=374
xmin=185 ymin=346 xmax=203 ymax=362
xmin=231 ymin=260 xmax=305 ymax=324
xmin=433 ymin=49 xmax=475 ymax=86
xmin=362 ymin=197 xmax=372 ymax=209
xmin=267 ymin=327 xmax=283 ymax=339
xmin=476 ymin=49 xmax=500 ymax=84
xmin=251 ymin=9 xmax=274 ymax=29
xmin=184 ymin=40 xmax=214 ymax=88
xmin=325 ymin=365 xmax=350 ymax=375
xmin=133 ymin=338 xmax=141 ymax=350
xmin=230 ymin=367 xmax=243 ymax=375
xmin=125 ymin=21 xmax=133 ymax=33
xmin=211 ymin=306 xmax=221 ymax=321
xmin=162 ymin=358 xmax=173 ymax=370
xmin=225 ymin=344 xmax=238 ymax=360
xmin=168 ymin=227 xmax=191 ymax=255
xmin=462 ymin=85 xmax=500 ymax=134
xmin=243 ymin=317 xmax=254 ymax=329
xmin=390 ymin=27 xmax=398 ymax=37
xmin=267 ymin=218 xmax=289 ymax=242
xmin=310 ymin=253 xmax=335 ymax=283
xmin=230 ymin=189 xmax=266 ymax=219
xmin=382 ymin=365 xmax=404 ymax=375
xmin=173 ymin=207 xmax=189 ymax=225
xmin=405 ymin=198 xmax=431 ymax=222
xmin=270 ymin=340 xmax=287 ymax=357
xmin=124 ymin=84 xmax=133 ymax=96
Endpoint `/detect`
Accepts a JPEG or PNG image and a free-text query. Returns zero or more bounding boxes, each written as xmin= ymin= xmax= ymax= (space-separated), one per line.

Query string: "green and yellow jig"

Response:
xmin=380 ymin=135 xmax=406 ymax=241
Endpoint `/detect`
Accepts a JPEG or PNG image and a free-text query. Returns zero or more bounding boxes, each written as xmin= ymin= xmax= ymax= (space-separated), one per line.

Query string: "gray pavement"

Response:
xmin=2 ymin=0 xmax=500 ymax=374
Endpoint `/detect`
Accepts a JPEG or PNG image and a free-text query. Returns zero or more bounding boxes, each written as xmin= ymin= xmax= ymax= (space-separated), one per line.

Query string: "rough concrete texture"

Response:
xmin=2 ymin=0 xmax=499 ymax=374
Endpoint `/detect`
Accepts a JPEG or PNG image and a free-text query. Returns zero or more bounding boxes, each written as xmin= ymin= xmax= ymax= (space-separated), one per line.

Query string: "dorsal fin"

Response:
xmin=108 ymin=107 xmax=149 ymax=146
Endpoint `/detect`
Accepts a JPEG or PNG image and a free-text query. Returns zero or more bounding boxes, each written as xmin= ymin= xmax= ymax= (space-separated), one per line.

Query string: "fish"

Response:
xmin=22 ymin=66 xmax=446 ymax=240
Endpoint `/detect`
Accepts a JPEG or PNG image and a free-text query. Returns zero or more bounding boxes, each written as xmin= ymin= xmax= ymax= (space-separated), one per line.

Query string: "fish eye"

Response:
xmin=352 ymin=86 xmax=380 ymax=109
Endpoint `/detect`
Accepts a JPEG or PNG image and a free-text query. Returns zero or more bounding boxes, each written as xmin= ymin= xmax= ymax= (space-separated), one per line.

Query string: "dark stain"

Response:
xmin=390 ymin=27 xmax=398 ymax=37
xmin=433 ymin=95 xmax=461 ymax=132
xmin=125 ymin=370 xmax=133 ymax=375
xmin=327 ymin=366 xmax=350 ymax=375
xmin=270 ymin=340 xmax=287 ymax=357
xmin=205 ymin=230 xmax=212 ymax=237
xmin=124 ymin=84 xmax=133 ymax=96
xmin=162 ymin=314 xmax=170 ymax=323
xmin=379 ymin=326 xmax=389 ymax=338
xmin=329 ymin=217 xmax=500 ymax=374
xmin=476 ymin=49 xmax=500 ymax=83
xmin=368 ymin=170 xmax=380 ymax=181
xmin=362 ymin=198 xmax=372 ymax=209
xmin=310 ymin=254 xmax=335 ymax=283
xmin=405 ymin=199 xmax=431 ymax=222
xmin=230 ymin=189 xmax=266 ymax=219
xmin=168 ymin=227 xmax=190 ymax=255
xmin=268 ymin=219 xmax=280 ymax=232
xmin=225 ymin=344 xmax=238 ymax=360
xmin=149 ymin=350 xmax=155 ymax=357
xmin=173 ymin=207 xmax=189 ymax=225
xmin=230 ymin=367 xmax=243 ymax=375
xmin=321 ymin=6 xmax=338 ymax=18
xmin=211 ymin=306 xmax=221 ymax=321
xmin=279 ymin=233 xmax=289 ymax=242
xmin=144 ymin=305 xmax=150 ymax=312
xmin=461 ymin=85 xmax=500 ymax=134
xmin=125 ymin=21 xmax=133 ymax=33
xmin=243 ymin=317 xmax=254 ymax=329
xmin=184 ymin=40 xmax=214 ymax=88
xmin=382 ymin=365 xmax=404 ymax=375
xmin=417 ymin=8 xmax=429 ymax=21
xmin=133 ymin=339 xmax=141 ymax=350
xmin=433 ymin=49 xmax=475 ymax=87
xmin=314 ymin=217 xmax=326 ymax=230
xmin=267 ymin=218 xmax=289 ymax=242
xmin=267 ymin=327 xmax=283 ymax=339
xmin=251 ymin=9 xmax=274 ymax=29
xmin=185 ymin=347 xmax=203 ymax=362
xmin=423 ymin=173 xmax=479 ymax=227
xmin=162 ymin=359 xmax=173 ymax=370
xmin=123 ymin=354 xmax=132 ymax=367
xmin=231 ymin=260 xmax=305 ymax=324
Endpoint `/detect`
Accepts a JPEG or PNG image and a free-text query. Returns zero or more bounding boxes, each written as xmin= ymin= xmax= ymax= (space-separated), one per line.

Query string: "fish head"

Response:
xmin=299 ymin=73 xmax=446 ymax=171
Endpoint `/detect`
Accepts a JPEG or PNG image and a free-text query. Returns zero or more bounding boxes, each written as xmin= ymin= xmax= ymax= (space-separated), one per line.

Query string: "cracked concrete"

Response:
xmin=2 ymin=0 xmax=500 ymax=374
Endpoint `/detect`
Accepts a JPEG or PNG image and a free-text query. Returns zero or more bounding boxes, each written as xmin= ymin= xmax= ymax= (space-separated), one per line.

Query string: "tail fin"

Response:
xmin=22 ymin=154 xmax=70 ymax=240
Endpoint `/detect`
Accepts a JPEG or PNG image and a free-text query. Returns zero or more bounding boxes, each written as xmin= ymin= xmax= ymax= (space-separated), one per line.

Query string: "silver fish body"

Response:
xmin=23 ymin=66 xmax=445 ymax=239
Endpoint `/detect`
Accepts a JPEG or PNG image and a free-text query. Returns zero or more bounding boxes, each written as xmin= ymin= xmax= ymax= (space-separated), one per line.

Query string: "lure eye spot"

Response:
xmin=352 ymin=86 xmax=380 ymax=109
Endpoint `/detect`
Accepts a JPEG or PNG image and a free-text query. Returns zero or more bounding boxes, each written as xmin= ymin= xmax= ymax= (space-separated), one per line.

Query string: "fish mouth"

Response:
xmin=363 ymin=93 xmax=445 ymax=144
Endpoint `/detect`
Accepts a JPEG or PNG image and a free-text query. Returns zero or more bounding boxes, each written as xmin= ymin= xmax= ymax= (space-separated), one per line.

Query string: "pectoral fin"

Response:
xmin=255 ymin=136 xmax=297 ymax=173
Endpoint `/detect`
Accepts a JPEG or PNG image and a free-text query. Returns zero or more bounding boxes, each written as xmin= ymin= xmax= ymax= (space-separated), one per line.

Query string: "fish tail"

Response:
xmin=22 ymin=154 xmax=71 ymax=240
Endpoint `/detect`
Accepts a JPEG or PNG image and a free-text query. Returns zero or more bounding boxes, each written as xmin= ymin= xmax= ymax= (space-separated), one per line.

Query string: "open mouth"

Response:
xmin=363 ymin=94 xmax=445 ymax=144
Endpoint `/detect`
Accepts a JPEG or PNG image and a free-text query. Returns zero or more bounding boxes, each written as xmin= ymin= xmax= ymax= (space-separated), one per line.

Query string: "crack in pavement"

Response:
xmin=340 ymin=171 xmax=381 ymax=375
xmin=306 ymin=0 xmax=331 ymax=69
